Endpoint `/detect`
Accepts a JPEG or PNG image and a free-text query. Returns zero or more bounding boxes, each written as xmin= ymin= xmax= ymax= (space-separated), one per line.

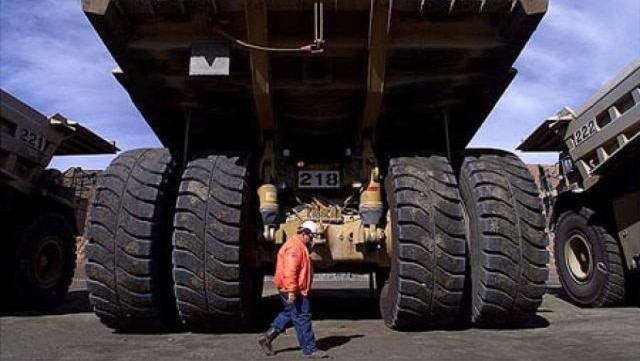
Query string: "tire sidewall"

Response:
xmin=380 ymin=176 xmax=401 ymax=325
xmin=15 ymin=213 xmax=76 ymax=307
xmin=379 ymin=159 xmax=419 ymax=328
xmin=555 ymin=211 xmax=607 ymax=306
xmin=457 ymin=166 xmax=481 ymax=317
xmin=231 ymin=154 xmax=259 ymax=324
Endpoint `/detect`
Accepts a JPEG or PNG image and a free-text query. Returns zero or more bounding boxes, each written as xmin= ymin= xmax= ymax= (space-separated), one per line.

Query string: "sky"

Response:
xmin=1 ymin=0 xmax=639 ymax=171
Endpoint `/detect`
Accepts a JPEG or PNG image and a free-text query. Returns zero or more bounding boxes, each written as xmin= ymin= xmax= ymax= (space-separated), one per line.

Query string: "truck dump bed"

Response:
xmin=83 ymin=0 xmax=546 ymax=153
xmin=0 ymin=89 xmax=118 ymax=194
xmin=519 ymin=59 xmax=640 ymax=190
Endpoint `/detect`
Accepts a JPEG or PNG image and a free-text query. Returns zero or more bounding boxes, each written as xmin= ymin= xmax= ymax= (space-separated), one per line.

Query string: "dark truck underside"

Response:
xmin=84 ymin=0 xmax=546 ymax=156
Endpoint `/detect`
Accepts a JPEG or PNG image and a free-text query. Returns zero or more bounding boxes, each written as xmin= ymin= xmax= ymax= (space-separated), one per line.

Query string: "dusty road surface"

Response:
xmin=2 ymin=276 xmax=639 ymax=361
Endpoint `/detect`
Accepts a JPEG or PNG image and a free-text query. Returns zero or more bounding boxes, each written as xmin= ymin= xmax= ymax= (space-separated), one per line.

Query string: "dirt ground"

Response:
xmin=1 ymin=274 xmax=639 ymax=361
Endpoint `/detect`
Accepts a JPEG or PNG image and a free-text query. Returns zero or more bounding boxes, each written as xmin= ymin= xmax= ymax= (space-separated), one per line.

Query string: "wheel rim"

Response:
xmin=32 ymin=237 xmax=65 ymax=288
xmin=564 ymin=232 xmax=593 ymax=284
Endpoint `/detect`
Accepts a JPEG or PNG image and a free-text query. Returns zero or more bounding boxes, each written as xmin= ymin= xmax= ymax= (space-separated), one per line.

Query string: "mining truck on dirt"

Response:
xmin=519 ymin=59 xmax=640 ymax=307
xmin=0 ymin=89 xmax=117 ymax=308
xmin=82 ymin=0 xmax=550 ymax=331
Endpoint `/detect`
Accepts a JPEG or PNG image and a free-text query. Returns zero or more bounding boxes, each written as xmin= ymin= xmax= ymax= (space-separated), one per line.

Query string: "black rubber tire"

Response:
xmin=13 ymin=213 xmax=76 ymax=308
xmin=0 ymin=236 xmax=18 ymax=309
xmin=379 ymin=156 xmax=467 ymax=330
xmin=458 ymin=149 xmax=548 ymax=327
xmin=172 ymin=154 xmax=258 ymax=331
xmin=84 ymin=148 xmax=179 ymax=331
xmin=555 ymin=207 xmax=626 ymax=307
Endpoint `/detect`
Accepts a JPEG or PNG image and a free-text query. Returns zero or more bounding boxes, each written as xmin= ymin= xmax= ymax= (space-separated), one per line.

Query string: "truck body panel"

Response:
xmin=613 ymin=192 xmax=640 ymax=272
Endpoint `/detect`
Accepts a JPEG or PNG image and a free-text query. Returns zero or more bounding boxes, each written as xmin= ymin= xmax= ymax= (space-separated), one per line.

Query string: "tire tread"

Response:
xmin=380 ymin=155 xmax=467 ymax=329
xmin=460 ymin=149 xmax=548 ymax=327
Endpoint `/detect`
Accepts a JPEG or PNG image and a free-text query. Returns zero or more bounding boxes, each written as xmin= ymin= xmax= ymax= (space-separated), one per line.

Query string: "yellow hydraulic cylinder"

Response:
xmin=257 ymin=184 xmax=278 ymax=225
xmin=359 ymin=167 xmax=383 ymax=225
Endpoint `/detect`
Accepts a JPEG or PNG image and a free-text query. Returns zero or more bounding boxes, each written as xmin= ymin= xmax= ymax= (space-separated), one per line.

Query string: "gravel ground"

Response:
xmin=1 ymin=273 xmax=639 ymax=361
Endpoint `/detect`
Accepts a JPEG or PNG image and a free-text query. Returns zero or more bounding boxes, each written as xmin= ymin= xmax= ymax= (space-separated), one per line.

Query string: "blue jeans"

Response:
xmin=271 ymin=292 xmax=317 ymax=355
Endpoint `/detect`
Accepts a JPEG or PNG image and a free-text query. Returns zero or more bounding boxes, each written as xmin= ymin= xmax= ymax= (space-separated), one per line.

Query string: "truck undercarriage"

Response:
xmin=82 ymin=0 xmax=550 ymax=331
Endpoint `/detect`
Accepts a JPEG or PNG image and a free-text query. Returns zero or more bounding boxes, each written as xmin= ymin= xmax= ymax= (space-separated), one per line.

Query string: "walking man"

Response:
xmin=258 ymin=221 xmax=328 ymax=358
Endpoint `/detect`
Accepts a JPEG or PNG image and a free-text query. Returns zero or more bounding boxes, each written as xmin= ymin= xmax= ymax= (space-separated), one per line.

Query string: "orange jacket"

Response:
xmin=274 ymin=234 xmax=313 ymax=296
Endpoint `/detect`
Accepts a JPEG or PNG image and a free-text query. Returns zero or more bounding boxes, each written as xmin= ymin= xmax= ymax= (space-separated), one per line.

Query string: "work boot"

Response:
xmin=258 ymin=328 xmax=279 ymax=356
xmin=304 ymin=350 xmax=330 ymax=359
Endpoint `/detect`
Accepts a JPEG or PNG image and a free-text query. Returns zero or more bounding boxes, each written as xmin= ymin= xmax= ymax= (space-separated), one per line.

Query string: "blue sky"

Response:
xmin=1 ymin=1 xmax=639 ymax=170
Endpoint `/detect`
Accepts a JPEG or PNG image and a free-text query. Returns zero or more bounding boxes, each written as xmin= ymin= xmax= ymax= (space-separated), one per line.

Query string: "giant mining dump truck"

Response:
xmin=519 ymin=59 xmax=640 ymax=307
xmin=0 ymin=89 xmax=117 ymax=308
xmin=82 ymin=0 xmax=550 ymax=331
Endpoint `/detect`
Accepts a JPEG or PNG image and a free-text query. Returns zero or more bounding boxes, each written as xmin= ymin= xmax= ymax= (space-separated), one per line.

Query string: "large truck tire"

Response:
xmin=458 ymin=149 xmax=548 ymax=327
xmin=84 ymin=148 xmax=179 ymax=331
xmin=380 ymin=156 xmax=467 ymax=329
xmin=172 ymin=154 xmax=259 ymax=331
xmin=0 ymin=237 xmax=17 ymax=309
xmin=554 ymin=207 xmax=626 ymax=307
xmin=12 ymin=213 xmax=76 ymax=308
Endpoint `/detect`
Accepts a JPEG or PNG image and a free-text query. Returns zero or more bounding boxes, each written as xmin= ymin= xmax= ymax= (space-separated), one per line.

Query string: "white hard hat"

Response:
xmin=299 ymin=220 xmax=319 ymax=234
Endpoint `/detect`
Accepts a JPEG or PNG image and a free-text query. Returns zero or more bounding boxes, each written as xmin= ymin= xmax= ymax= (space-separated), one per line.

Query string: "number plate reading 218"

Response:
xmin=298 ymin=171 xmax=340 ymax=189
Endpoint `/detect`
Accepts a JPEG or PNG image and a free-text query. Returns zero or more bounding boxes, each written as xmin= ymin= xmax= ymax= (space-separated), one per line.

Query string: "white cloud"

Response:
xmin=0 ymin=0 xmax=160 ymax=171
xmin=471 ymin=0 xmax=640 ymax=164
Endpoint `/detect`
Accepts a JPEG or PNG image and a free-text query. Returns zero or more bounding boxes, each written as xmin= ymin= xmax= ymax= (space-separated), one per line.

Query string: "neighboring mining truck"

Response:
xmin=81 ymin=0 xmax=550 ymax=331
xmin=0 ymin=89 xmax=117 ymax=308
xmin=519 ymin=59 xmax=640 ymax=307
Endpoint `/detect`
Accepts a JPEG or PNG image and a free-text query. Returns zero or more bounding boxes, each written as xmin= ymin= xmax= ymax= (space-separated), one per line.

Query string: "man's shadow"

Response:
xmin=276 ymin=334 xmax=364 ymax=354
xmin=317 ymin=335 xmax=364 ymax=351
